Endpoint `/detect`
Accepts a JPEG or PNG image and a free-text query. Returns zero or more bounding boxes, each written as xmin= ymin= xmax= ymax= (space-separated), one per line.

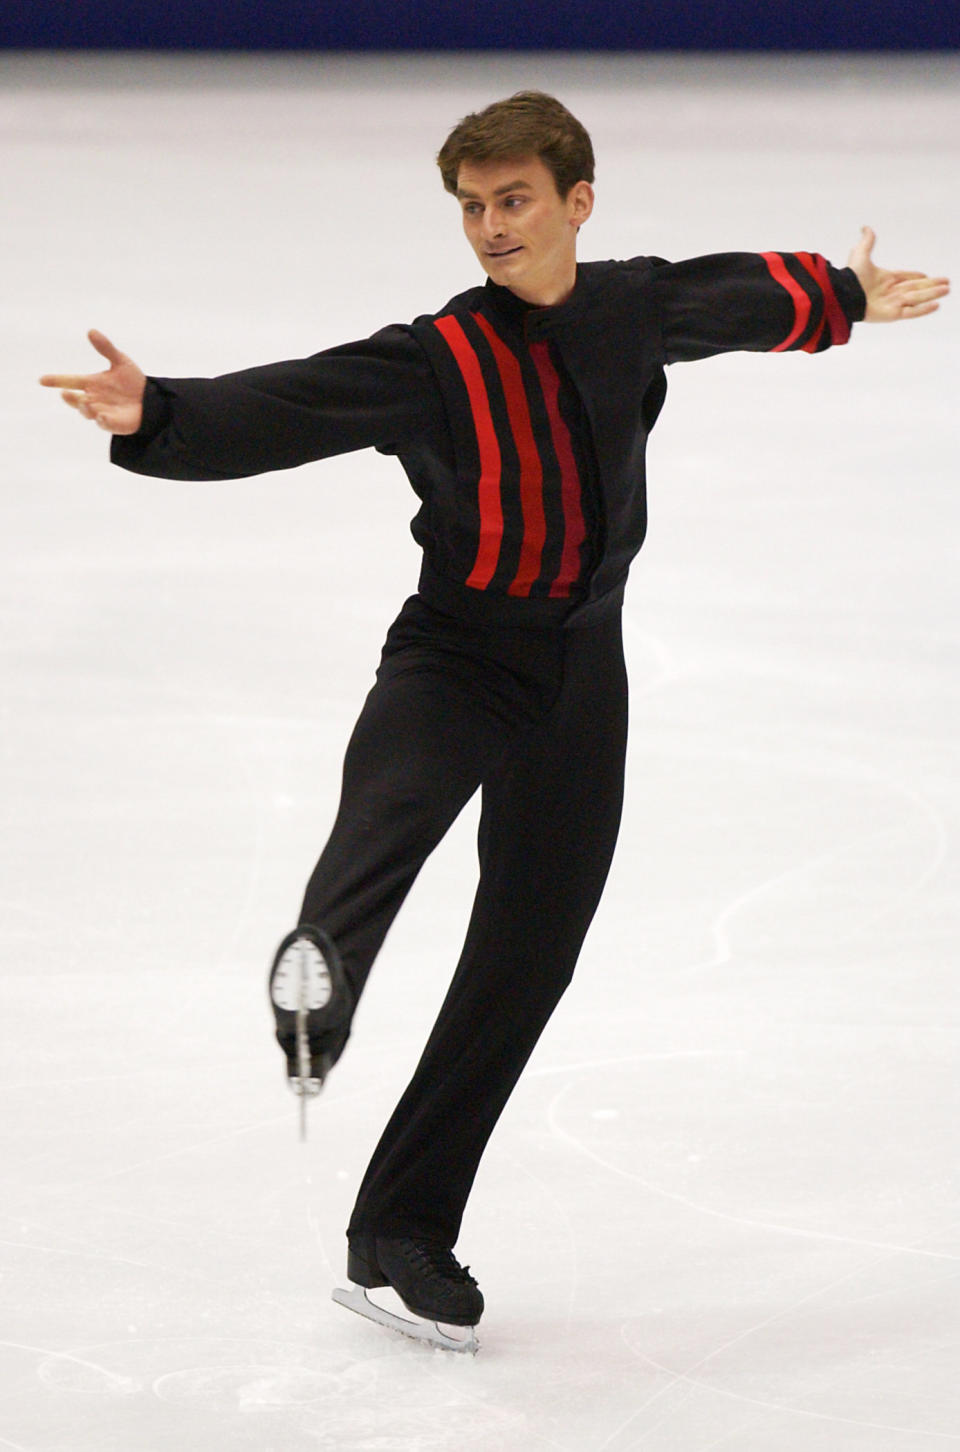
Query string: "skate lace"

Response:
xmin=405 ymin=1240 xmax=478 ymax=1288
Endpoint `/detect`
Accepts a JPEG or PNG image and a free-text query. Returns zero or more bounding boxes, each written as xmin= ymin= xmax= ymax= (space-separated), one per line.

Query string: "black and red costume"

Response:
xmin=113 ymin=251 xmax=866 ymax=1250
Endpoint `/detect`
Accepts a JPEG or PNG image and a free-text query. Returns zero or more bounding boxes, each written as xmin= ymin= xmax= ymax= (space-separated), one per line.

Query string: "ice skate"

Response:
xmin=268 ymin=926 xmax=353 ymax=1138
xmin=332 ymin=1235 xmax=482 ymax=1354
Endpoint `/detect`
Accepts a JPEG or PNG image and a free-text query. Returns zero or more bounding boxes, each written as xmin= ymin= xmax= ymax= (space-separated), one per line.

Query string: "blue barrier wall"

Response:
xmin=3 ymin=1 xmax=959 ymax=50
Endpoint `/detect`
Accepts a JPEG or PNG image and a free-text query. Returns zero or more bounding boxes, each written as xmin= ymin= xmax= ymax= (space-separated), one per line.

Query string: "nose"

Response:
xmin=479 ymin=206 xmax=506 ymax=241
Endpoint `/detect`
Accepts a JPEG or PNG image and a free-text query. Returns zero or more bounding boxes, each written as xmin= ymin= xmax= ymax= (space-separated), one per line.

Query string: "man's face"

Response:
xmin=456 ymin=154 xmax=593 ymax=308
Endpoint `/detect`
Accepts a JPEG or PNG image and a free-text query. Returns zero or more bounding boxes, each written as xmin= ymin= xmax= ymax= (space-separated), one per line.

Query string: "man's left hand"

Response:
xmin=848 ymin=227 xmax=950 ymax=322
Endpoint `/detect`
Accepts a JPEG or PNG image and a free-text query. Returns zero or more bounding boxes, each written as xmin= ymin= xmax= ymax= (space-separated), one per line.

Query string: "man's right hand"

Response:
xmin=39 ymin=330 xmax=146 ymax=435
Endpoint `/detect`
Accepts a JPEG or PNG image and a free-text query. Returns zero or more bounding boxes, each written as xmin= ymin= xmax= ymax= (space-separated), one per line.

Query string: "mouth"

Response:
xmin=485 ymin=246 xmax=522 ymax=260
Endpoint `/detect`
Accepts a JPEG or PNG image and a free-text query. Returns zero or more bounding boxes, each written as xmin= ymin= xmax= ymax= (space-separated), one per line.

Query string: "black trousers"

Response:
xmin=297 ymin=595 xmax=628 ymax=1248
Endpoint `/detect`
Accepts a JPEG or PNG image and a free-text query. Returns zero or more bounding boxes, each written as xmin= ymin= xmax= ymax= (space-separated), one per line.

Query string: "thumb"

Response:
xmin=87 ymin=328 xmax=128 ymax=367
xmin=848 ymin=224 xmax=875 ymax=267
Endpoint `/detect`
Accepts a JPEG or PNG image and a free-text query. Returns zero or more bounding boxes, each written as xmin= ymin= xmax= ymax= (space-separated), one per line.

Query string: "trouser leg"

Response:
xmin=293 ymin=598 xmax=561 ymax=1062
xmin=297 ymin=677 xmax=482 ymax=1010
xmin=348 ymin=614 xmax=628 ymax=1247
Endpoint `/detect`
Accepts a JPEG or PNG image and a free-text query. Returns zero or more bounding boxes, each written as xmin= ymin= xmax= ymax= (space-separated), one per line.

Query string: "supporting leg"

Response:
xmin=347 ymin=614 xmax=629 ymax=1247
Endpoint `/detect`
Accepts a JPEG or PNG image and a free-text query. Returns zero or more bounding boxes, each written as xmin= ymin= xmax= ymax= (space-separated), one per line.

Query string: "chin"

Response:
xmin=490 ymin=259 xmax=526 ymax=283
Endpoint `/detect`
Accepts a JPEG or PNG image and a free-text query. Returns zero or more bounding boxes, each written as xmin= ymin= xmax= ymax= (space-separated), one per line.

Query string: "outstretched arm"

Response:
xmin=39 ymin=329 xmax=146 ymax=434
xmin=653 ymin=249 xmax=865 ymax=362
xmin=39 ymin=325 xmax=445 ymax=481
xmin=847 ymin=227 xmax=950 ymax=322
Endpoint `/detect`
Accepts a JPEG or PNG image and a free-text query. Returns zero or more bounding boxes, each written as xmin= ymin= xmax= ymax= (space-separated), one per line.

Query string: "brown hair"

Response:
xmin=436 ymin=90 xmax=595 ymax=198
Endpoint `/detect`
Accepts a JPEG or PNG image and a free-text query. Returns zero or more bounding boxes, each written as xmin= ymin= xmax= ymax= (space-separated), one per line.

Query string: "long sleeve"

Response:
xmin=652 ymin=252 xmax=867 ymax=364
xmin=110 ymin=324 xmax=446 ymax=481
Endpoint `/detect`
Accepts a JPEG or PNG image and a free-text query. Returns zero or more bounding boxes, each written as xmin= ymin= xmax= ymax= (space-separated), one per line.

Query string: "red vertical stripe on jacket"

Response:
xmin=761 ymin=251 xmax=811 ymax=351
xmin=529 ymin=341 xmax=585 ymax=598
xmin=472 ymin=312 xmax=546 ymax=597
xmin=434 ymin=315 xmax=503 ymax=590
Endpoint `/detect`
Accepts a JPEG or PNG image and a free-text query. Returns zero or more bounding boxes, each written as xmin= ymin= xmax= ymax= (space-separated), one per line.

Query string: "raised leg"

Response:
xmin=282 ymin=597 xmax=565 ymax=1065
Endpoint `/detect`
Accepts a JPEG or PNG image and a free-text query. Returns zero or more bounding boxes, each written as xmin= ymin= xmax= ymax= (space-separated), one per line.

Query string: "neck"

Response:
xmin=508 ymin=260 xmax=577 ymax=309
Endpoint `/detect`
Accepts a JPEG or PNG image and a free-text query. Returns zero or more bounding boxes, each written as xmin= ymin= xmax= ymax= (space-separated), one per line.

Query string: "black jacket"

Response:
xmin=112 ymin=251 xmax=866 ymax=627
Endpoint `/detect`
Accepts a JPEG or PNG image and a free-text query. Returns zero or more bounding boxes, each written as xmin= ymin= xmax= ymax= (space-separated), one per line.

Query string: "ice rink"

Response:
xmin=2 ymin=49 xmax=958 ymax=1451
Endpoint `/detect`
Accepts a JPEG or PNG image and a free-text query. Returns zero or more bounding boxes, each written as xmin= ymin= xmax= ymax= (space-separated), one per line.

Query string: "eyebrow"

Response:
xmin=456 ymin=179 xmax=532 ymax=200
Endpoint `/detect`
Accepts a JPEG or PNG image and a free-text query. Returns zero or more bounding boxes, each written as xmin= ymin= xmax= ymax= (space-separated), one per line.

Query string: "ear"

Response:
xmin=568 ymin=180 xmax=594 ymax=228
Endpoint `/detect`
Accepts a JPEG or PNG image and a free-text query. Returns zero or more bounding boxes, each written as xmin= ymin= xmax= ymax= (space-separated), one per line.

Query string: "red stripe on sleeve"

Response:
xmin=796 ymin=252 xmax=851 ymax=347
xmin=761 ymin=251 xmax=811 ymax=352
xmin=529 ymin=342 xmax=585 ymax=599
xmin=433 ymin=315 xmax=503 ymax=590
xmin=472 ymin=313 xmax=546 ymax=597
xmin=801 ymin=313 xmax=827 ymax=355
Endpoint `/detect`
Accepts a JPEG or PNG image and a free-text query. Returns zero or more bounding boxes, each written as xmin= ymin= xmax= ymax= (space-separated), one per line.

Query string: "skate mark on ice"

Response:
xmin=307 ymin=1210 xmax=334 ymax=1278
xmin=414 ymin=1349 xmax=574 ymax=1452
xmin=12 ymin=1335 xmax=386 ymax=1413
xmin=0 ymin=1340 xmax=140 ymax=1398
xmin=823 ymin=1260 xmax=960 ymax=1314
xmin=144 ymin=1331 xmax=570 ymax=1452
xmin=600 ymin=1247 xmax=960 ymax=1449
xmin=151 ymin=1362 xmax=347 ymax=1407
xmin=0 ymin=1200 xmax=255 ymax=1278
xmin=527 ymin=1048 xmax=741 ymax=1079
xmin=0 ymin=1067 xmax=211 ymax=1092
xmin=0 ymin=1435 xmax=33 ymax=1452
xmin=50 ymin=1109 xmax=299 ymax=1191
xmin=617 ymin=1333 xmax=960 ymax=1446
xmin=676 ymin=751 xmax=948 ymax=984
xmin=546 ymin=1079 xmax=960 ymax=1263
xmin=689 ymin=1401 xmax=960 ymax=1451
xmin=494 ymin=1145 xmax=581 ymax=1332
xmin=41 ymin=1065 xmax=397 ymax=1197
xmin=0 ymin=1233 xmax=185 ymax=1281
xmin=0 ymin=1202 xmax=238 ymax=1281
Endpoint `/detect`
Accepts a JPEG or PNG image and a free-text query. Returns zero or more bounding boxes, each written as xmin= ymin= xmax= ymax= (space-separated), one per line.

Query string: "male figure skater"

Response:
xmin=41 ymin=91 xmax=948 ymax=1346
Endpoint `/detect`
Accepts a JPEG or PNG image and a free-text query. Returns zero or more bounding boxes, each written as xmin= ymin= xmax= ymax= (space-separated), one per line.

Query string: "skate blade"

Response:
xmin=290 ymin=1037 xmax=326 ymax=1141
xmin=332 ymin=1283 xmax=479 ymax=1355
xmin=270 ymin=937 xmax=334 ymax=1015
xmin=281 ymin=939 xmax=331 ymax=1141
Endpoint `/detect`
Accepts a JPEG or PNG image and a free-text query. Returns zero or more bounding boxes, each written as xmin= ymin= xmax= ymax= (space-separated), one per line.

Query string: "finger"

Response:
xmin=857 ymin=224 xmax=876 ymax=257
xmin=901 ymin=301 xmax=941 ymax=319
xmin=40 ymin=372 xmax=94 ymax=389
xmin=885 ymin=272 xmax=950 ymax=291
xmin=60 ymin=390 xmax=84 ymax=410
xmin=898 ymin=280 xmax=951 ymax=303
xmin=847 ymin=225 xmax=877 ymax=272
xmin=890 ymin=273 xmax=951 ymax=290
xmin=88 ymin=328 xmax=127 ymax=366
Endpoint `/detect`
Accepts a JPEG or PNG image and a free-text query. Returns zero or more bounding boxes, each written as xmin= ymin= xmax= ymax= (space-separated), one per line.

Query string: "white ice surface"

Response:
xmin=2 ymin=50 xmax=958 ymax=1451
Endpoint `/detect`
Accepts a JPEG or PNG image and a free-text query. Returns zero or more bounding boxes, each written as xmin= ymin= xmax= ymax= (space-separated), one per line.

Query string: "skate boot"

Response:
xmin=348 ymin=1235 xmax=484 ymax=1325
xmin=332 ymin=1234 xmax=482 ymax=1353
xmin=268 ymin=926 xmax=353 ymax=1136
